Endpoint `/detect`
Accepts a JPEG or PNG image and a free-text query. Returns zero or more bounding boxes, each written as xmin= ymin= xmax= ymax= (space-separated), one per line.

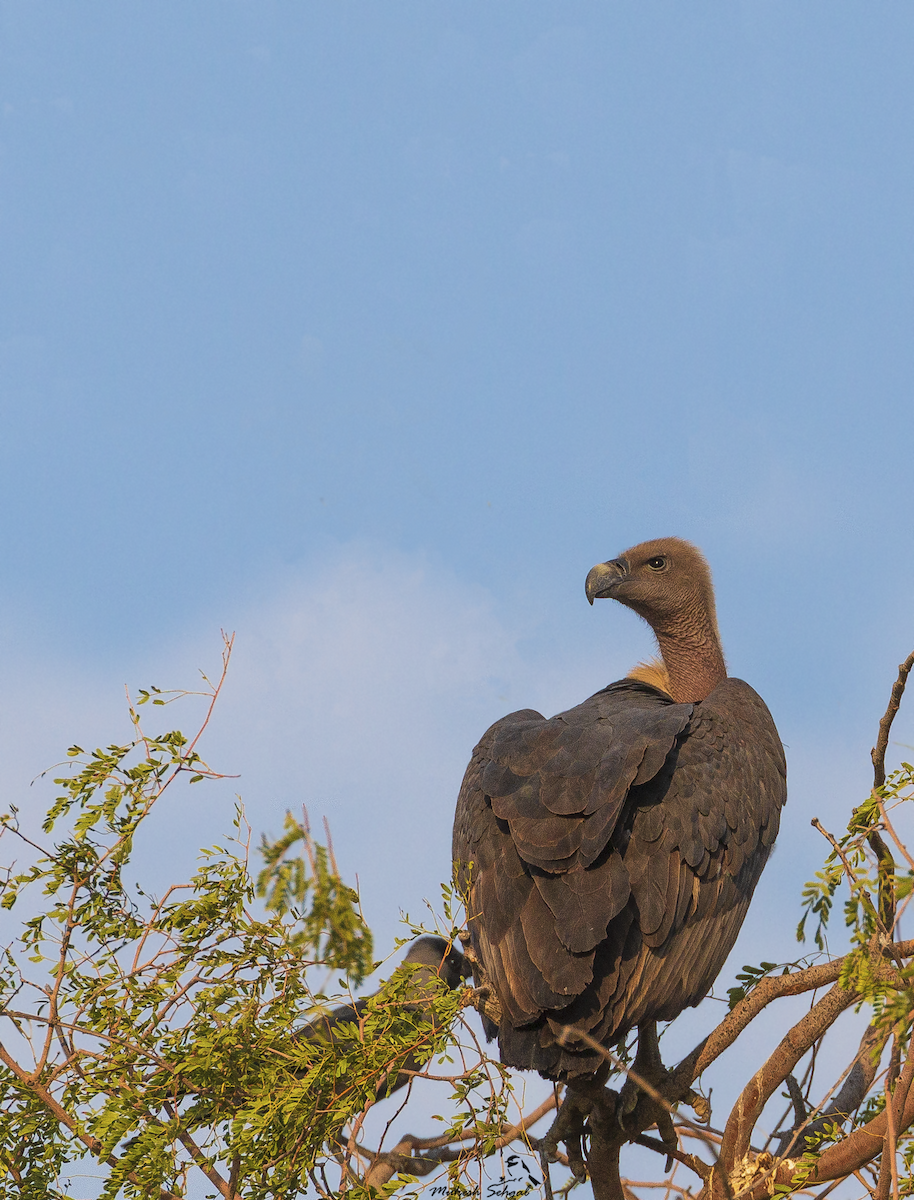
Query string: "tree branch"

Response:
xmin=672 ymin=941 xmax=914 ymax=1094
xmin=759 ymin=1048 xmax=914 ymax=1198
xmin=674 ymin=970 xmax=836 ymax=1090
xmin=868 ymin=651 xmax=913 ymax=935
xmin=161 ymin=1101 xmax=231 ymax=1197
xmin=719 ymin=982 xmax=859 ymax=1171
xmin=362 ymin=1093 xmax=559 ymax=1189
xmin=633 ymin=1134 xmax=711 ymax=1182
xmin=0 ymin=1039 xmax=179 ymax=1200
xmin=778 ymin=1018 xmax=888 ymax=1160
xmin=871 ymin=651 xmax=914 ymax=790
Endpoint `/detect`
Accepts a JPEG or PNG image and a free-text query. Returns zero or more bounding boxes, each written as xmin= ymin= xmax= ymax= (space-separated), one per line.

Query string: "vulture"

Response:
xmin=453 ymin=538 xmax=786 ymax=1080
xmin=297 ymin=936 xmax=469 ymax=1095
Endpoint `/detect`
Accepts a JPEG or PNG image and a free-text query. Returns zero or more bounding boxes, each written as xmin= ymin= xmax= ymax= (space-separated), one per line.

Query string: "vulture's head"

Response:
xmin=585 ymin=537 xmax=720 ymax=643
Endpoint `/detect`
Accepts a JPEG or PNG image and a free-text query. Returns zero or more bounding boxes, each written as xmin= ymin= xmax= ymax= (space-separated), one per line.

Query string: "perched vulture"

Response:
xmin=297 ymin=936 xmax=469 ymax=1095
xmin=453 ymin=538 xmax=786 ymax=1079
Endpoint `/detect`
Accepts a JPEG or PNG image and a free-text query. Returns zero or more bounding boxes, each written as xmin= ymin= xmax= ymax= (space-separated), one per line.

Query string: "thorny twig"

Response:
xmin=869 ymin=651 xmax=914 ymax=932
xmin=872 ymin=651 xmax=914 ymax=790
xmin=774 ymin=1019 xmax=889 ymax=1158
xmin=362 ymin=1093 xmax=559 ymax=1189
xmin=811 ymin=818 xmax=890 ymax=941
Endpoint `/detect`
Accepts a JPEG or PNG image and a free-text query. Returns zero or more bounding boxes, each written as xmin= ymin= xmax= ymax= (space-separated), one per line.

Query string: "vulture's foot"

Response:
xmin=632 ymin=1020 xmax=666 ymax=1084
xmin=618 ymin=1022 xmax=677 ymax=1162
xmin=541 ymin=1074 xmax=669 ymax=1200
xmin=538 ymin=1082 xmax=600 ymax=1180
xmin=684 ymin=1087 xmax=711 ymax=1123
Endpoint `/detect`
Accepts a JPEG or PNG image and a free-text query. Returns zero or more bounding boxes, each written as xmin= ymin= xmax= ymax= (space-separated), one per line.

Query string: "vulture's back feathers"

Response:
xmin=454 ymin=676 xmax=786 ymax=1078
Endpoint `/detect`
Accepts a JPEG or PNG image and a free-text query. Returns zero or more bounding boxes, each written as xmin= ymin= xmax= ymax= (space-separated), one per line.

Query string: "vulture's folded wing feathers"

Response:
xmin=533 ymin=851 xmax=629 ymax=953
xmin=454 ymin=676 xmax=786 ymax=1078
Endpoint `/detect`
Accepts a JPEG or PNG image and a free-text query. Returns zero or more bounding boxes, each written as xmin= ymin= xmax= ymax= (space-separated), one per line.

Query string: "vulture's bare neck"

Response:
xmin=652 ymin=607 xmax=727 ymax=704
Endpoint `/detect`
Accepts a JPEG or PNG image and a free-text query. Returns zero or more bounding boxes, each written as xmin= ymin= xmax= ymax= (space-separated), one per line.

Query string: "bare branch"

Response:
xmin=872 ymin=651 xmax=914 ymax=789
xmin=867 ymin=651 xmax=914 ymax=936
xmin=633 ymin=1135 xmax=711 ymax=1183
xmin=362 ymin=1092 xmax=559 ymax=1190
xmin=750 ymin=1047 xmax=914 ymax=1199
xmin=168 ymin=1112 xmax=231 ymax=1198
xmin=185 ymin=630 xmax=236 ymax=761
xmin=785 ymin=1075 xmax=807 ymax=1128
xmin=227 ymin=1154 xmax=241 ymax=1200
xmin=775 ymin=1019 xmax=888 ymax=1158
xmin=677 ymin=950 xmax=877 ymax=1091
xmin=719 ymin=981 xmax=858 ymax=1171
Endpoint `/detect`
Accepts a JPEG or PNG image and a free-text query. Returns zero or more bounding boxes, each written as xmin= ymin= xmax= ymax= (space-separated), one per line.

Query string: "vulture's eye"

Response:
xmin=647 ymin=556 xmax=666 ymax=570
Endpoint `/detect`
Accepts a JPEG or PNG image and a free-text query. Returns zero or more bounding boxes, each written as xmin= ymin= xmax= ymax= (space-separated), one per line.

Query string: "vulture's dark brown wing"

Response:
xmin=453 ymin=677 xmax=786 ymax=1079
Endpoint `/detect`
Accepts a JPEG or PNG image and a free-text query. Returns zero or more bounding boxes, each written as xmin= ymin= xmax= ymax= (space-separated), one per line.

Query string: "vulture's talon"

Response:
xmin=657 ymin=1110 xmax=678 ymax=1170
xmin=618 ymin=1085 xmax=639 ymax=1120
xmin=469 ymin=984 xmax=503 ymax=1025
xmin=567 ymin=1133 xmax=587 ymax=1182
xmin=539 ymin=1084 xmax=594 ymax=1173
xmin=685 ymin=1089 xmax=711 ymax=1123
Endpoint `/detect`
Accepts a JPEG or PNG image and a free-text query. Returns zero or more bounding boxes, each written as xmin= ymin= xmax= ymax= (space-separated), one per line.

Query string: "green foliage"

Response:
xmin=771 ymin=1121 xmax=844 ymax=1197
xmin=791 ymin=764 xmax=914 ymax=1085
xmin=797 ymin=767 xmax=914 ymax=952
xmin=777 ymin=756 xmax=914 ymax=1195
xmin=256 ymin=811 xmax=373 ymax=986
xmin=0 ymin=665 xmax=491 ymax=1200
xmin=0 ymin=1095 xmax=76 ymax=1200
xmin=727 ymin=961 xmax=787 ymax=1011
xmin=795 ymin=860 xmax=845 ymax=951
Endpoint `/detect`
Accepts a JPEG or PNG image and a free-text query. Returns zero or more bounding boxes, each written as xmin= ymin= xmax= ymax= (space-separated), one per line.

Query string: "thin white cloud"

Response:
xmin=0 ymin=542 xmax=556 ymax=944
xmin=208 ymin=543 xmax=534 ymax=939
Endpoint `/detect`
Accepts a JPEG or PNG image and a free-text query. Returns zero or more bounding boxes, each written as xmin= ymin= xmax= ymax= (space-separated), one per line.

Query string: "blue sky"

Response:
xmin=2 ymin=2 xmax=914 ymax=1188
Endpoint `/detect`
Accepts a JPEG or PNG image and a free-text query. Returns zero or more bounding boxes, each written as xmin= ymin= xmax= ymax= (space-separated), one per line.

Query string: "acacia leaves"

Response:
xmin=798 ymin=765 xmax=914 ymax=960
xmin=0 ymin=649 xmax=472 ymax=1199
xmin=256 ymin=811 xmax=374 ymax=986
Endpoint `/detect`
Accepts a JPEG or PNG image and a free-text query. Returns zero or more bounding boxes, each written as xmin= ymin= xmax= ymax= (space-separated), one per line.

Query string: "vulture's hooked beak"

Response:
xmin=585 ymin=559 xmax=626 ymax=605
